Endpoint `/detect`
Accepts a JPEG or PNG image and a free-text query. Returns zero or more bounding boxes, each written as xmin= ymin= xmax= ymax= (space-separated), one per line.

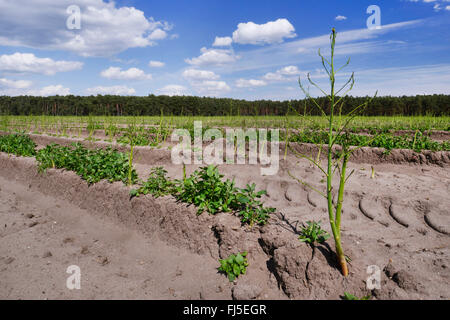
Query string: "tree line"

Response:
xmin=0 ymin=94 xmax=448 ymax=117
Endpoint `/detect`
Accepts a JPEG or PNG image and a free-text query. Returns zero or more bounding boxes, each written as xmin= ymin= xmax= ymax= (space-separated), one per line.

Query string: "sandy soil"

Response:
xmin=0 ymin=175 xmax=239 ymax=300
xmin=0 ymin=134 xmax=449 ymax=300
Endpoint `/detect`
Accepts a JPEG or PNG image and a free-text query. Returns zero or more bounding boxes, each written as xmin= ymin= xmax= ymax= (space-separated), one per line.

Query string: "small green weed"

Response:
xmin=130 ymin=167 xmax=175 ymax=198
xmin=343 ymin=292 xmax=371 ymax=300
xmin=218 ymin=252 xmax=249 ymax=282
xmin=298 ymin=220 xmax=330 ymax=244
xmin=176 ymin=165 xmax=238 ymax=215
xmin=235 ymin=183 xmax=275 ymax=226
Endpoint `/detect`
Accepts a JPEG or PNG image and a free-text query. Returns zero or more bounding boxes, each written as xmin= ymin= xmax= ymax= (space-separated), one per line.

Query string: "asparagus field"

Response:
xmin=1 ymin=16 xmax=449 ymax=303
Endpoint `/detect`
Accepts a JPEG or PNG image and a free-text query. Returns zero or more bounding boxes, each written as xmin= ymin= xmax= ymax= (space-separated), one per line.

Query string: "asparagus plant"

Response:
xmin=292 ymin=28 xmax=377 ymax=276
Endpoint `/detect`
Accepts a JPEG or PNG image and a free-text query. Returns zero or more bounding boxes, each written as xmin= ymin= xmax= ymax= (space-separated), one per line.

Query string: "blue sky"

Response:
xmin=0 ymin=0 xmax=449 ymax=100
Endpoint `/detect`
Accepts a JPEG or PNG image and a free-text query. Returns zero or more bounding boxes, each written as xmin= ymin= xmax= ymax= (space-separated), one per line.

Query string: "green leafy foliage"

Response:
xmin=117 ymin=125 xmax=171 ymax=147
xmin=147 ymin=125 xmax=171 ymax=147
xmin=131 ymin=165 xmax=274 ymax=226
xmin=290 ymin=130 xmax=449 ymax=153
xmin=0 ymin=134 xmax=36 ymax=157
xmin=343 ymin=292 xmax=371 ymax=300
xmin=298 ymin=220 xmax=330 ymax=244
xmin=105 ymin=123 xmax=119 ymax=140
xmin=176 ymin=165 xmax=238 ymax=215
xmin=117 ymin=132 xmax=150 ymax=146
xmin=218 ymin=252 xmax=249 ymax=282
xmin=130 ymin=167 xmax=175 ymax=198
xmin=175 ymin=166 xmax=274 ymax=225
xmin=36 ymin=143 xmax=137 ymax=185
xmin=235 ymin=183 xmax=275 ymax=226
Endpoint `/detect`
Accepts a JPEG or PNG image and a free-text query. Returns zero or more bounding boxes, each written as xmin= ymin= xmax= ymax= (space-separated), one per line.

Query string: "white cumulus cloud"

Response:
xmin=185 ymin=47 xmax=238 ymax=66
xmin=195 ymin=80 xmax=231 ymax=96
xmin=335 ymin=15 xmax=347 ymax=21
xmin=232 ymin=18 xmax=296 ymax=45
xmin=100 ymin=67 xmax=152 ymax=80
xmin=279 ymin=65 xmax=301 ymax=75
xmin=28 ymin=85 xmax=71 ymax=96
xmin=0 ymin=81 xmax=70 ymax=96
xmin=156 ymin=84 xmax=189 ymax=96
xmin=182 ymin=69 xmax=220 ymax=81
xmin=213 ymin=36 xmax=233 ymax=47
xmin=148 ymin=29 xmax=168 ymax=40
xmin=0 ymin=78 xmax=33 ymax=89
xmin=180 ymin=68 xmax=229 ymax=96
xmin=235 ymin=79 xmax=267 ymax=88
xmin=86 ymin=85 xmax=136 ymax=95
xmin=0 ymin=52 xmax=83 ymax=75
xmin=149 ymin=60 xmax=165 ymax=68
xmin=0 ymin=0 xmax=174 ymax=57
xmin=263 ymin=65 xmax=302 ymax=82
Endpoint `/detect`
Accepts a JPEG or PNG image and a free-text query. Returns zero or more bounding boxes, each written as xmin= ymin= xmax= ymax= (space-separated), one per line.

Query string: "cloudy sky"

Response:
xmin=0 ymin=0 xmax=449 ymax=99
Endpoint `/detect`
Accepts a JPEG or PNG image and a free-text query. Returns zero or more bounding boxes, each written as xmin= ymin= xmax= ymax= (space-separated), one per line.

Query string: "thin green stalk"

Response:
xmin=328 ymin=29 xmax=348 ymax=277
xmin=297 ymin=28 xmax=353 ymax=277
xmin=335 ymin=153 xmax=349 ymax=231
xmin=128 ymin=144 xmax=134 ymax=187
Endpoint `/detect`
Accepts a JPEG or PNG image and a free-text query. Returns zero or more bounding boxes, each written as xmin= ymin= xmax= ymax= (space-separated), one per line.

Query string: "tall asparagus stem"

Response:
xmin=293 ymin=28 xmax=376 ymax=276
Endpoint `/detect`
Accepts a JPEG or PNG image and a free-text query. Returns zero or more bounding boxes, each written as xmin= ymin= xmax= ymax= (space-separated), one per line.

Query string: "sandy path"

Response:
xmin=0 ymin=176 xmax=233 ymax=300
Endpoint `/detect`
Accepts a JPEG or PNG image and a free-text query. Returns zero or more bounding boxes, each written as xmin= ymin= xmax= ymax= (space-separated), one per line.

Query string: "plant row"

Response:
xmin=131 ymin=165 xmax=275 ymax=226
xmin=0 ymin=133 xmax=37 ymax=157
xmin=36 ymin=143 xmax=138 ymax=185
xmin=1 ymin=134 xmax=136 ymax=185
xmin=0 ymin=134 xmax=274 ymax=227
xmin=289 ymin=130 xmax=450 ymax=153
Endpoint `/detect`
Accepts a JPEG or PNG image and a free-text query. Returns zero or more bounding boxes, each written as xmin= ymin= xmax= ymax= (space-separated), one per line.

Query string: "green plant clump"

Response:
xmin=218 ymin=252 xmax=249 ymax=282
xmin=343 ymin=292 xmax=371 ymax=300
xmin=117 ymin=132 xmax=150 ymax=146
xmin=176 ymin=166 xmax=274 ymax=225
xmin=36 ymin=143 xmax=138 ymax=185
xmin=235 ymin=183 xmax=276 ymax=227
xmin=176 ymin=165 xmax=238 ymax=215
xmin=130 ymin=167 xmax=175 ymax=198
xmin=0 ymin=134 xmax=36 ymax=157
xmin=298 ymin=220 xmax=330 ymax=244
xmin=130 ymin=165 xmax=274 ymax=226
